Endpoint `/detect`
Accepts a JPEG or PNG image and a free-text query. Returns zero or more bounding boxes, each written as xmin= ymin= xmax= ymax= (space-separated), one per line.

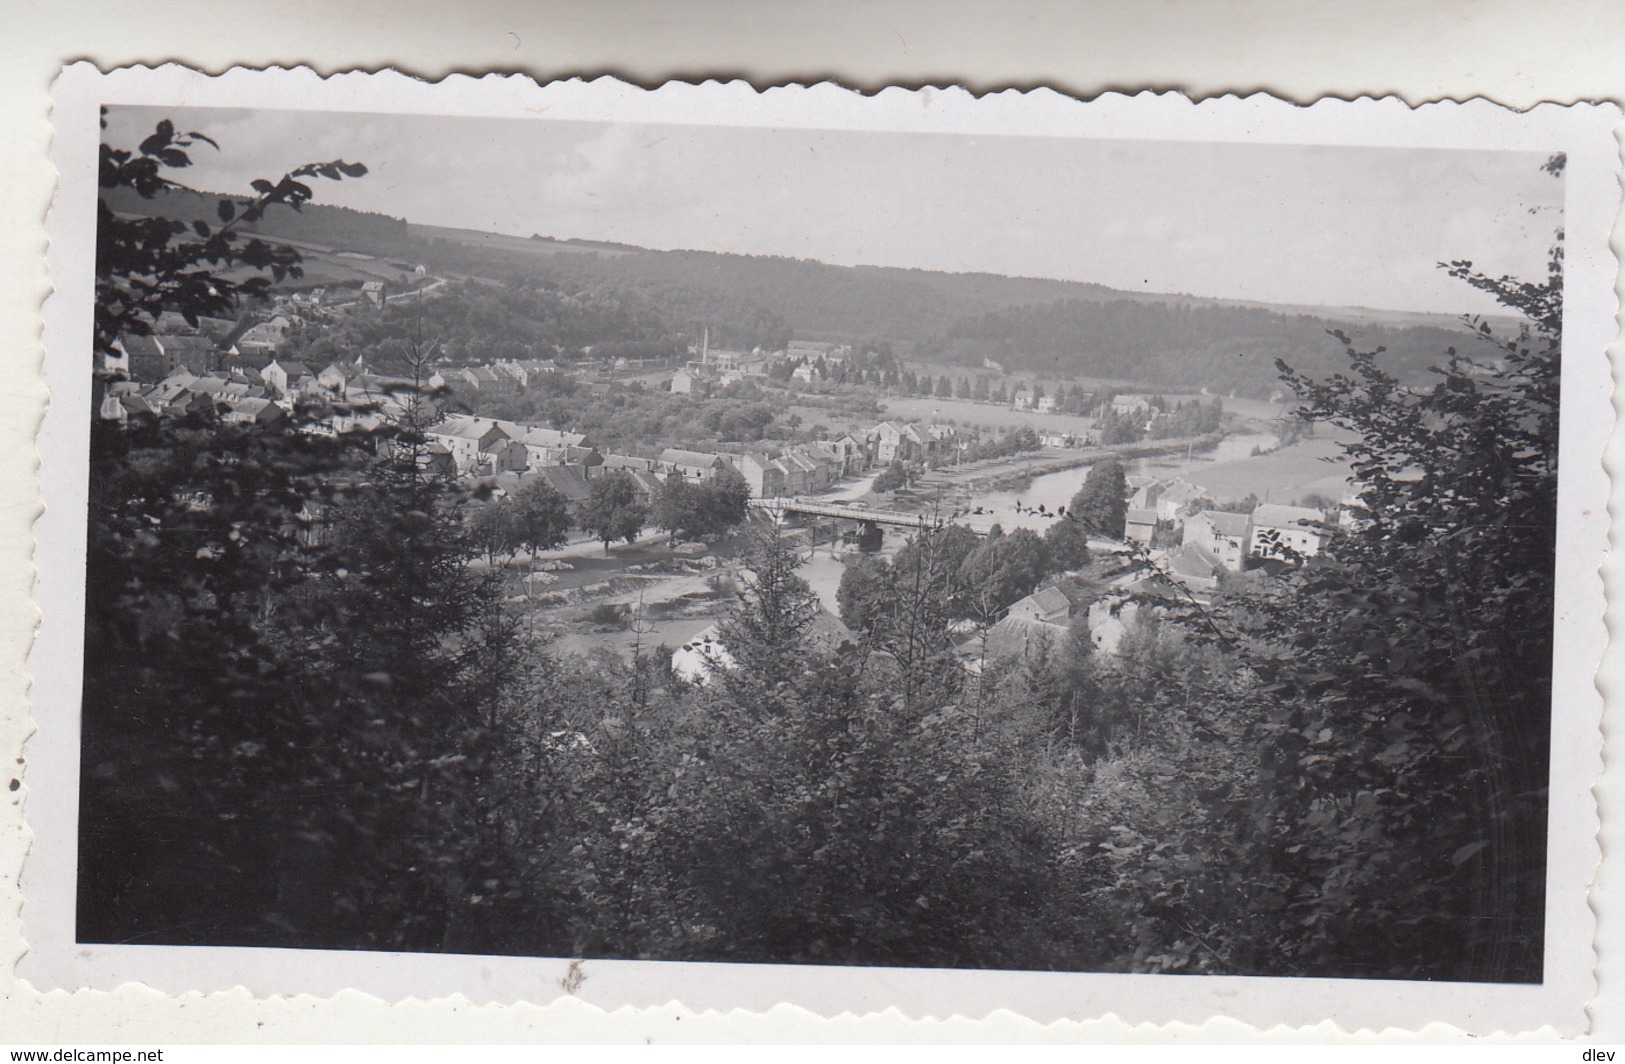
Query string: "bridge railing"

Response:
xmin=750 ymin=496 xmax=956 ymax=530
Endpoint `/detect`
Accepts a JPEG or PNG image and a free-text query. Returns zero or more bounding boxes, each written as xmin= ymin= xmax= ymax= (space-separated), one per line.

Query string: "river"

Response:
xmin=793 ymin=430 xmax=1352 ymax=612
xmin=942 ymin=432 xmax=1291 ymax=534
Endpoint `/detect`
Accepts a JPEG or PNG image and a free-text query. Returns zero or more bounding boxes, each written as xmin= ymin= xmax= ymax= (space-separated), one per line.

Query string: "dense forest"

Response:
xmin=922 ymin=297 xmax=1480 ymax=397
xmin=82 ymin=122 xmax=1559 ymax=982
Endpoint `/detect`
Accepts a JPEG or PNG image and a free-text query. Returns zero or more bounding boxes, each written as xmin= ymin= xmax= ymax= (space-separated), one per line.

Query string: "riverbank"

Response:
xmin=879 ymin=432 xmax=1229 ymax=510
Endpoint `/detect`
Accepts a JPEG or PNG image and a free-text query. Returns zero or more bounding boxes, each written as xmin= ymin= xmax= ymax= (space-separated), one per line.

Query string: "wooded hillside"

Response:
xmin=107 ymin=184 xmax=1498 ymax=397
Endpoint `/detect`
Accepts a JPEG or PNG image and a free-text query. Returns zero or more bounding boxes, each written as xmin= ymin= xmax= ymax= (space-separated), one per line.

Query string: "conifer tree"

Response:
xmin=716 ymin=528 xmax=821 ymax=699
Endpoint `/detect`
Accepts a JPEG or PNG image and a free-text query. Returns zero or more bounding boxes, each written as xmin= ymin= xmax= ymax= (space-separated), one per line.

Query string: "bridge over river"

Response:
xmin=749 ymin=496 xmax=979 ymax=533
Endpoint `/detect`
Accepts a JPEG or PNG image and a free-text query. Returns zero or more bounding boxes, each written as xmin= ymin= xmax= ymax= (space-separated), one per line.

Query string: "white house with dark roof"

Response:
xmin=317 ymin=363 xmax=350 ymax=394
xmin=723 ymin=452 xmax=787 ymax=498
xmin=486 ymin=419 xmax=589 ymax=470
xmin=237 ymin=317 xmax=292 ymax=359
xmin=141 ymin=372 xmax=198 ymax=410
xmin=671 ymin=367 xmax=700 ymax=395
xmin=439 ymin=366 xmax=507 ymax=396
xmin=1182 ymin=510 xmax=1252 ymax=572
xmin=868 ymin=421 xmax=930 ymax=465
xmin=425 ymin=416 xmax=526 ymax=476
xmin=816 ymin=434 xmax=866 ymax=476
xmin=1249 ymin=503 xmax=1328 ymax=561
xmin=261 ymin=359 xmax=313 ymax=397
xmin=1007 ymin=585 xmax=1078 ymax=625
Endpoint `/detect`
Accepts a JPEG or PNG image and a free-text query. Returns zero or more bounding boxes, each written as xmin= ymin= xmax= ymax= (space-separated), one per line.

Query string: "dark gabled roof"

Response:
xmin=980 ymin=615 xmax=1067 ymax=663
xmin=532 ymin=464 xmax=593 ymax=503
xmin=1027 ymin=585 xmax=1074 ymax=617
xmin=1166 ymin=542 xmax=1221 ymax=581
xmin=599 ymin=453 xmax=654 ymax=471
xmin=625 ymin=470 xmax=665 ymax=495
xmin=117 ymin=335 xmax=161 ymax=358
xmin=1047 ymin=580 xmax=1094 ymax=609
xmin=659 ymin=447 xmax=723 ymax=468
xmin=228 ymin=397 xmax=280 ymax=418
xmin=186 ymin=377 xmax=227 ymax=396
xmin=1196 ymin=510 xmax=1251 ymax=538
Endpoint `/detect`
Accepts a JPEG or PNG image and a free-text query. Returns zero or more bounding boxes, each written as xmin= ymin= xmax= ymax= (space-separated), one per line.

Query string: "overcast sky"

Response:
xmin=104 ymin=105 xmax=1563 ymax=317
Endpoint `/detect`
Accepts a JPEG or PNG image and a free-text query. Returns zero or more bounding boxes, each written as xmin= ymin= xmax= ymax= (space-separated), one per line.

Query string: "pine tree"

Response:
xmin=716 ymin=529 xmax=821 ymax=698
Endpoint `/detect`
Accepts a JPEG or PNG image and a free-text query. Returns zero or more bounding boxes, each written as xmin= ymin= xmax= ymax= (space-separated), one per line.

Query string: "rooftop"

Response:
xmin=1197 ymin=510 xmax=1252 ymax=538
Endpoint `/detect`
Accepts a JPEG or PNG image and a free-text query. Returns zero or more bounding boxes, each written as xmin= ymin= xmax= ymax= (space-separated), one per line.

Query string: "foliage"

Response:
xmin=1043 ymin=511 xmax=1092 ymax=572
xmin=84 ymin=123 xmax=1563 ymax=985
xmin=858 ymin=527 xmax=975 ymax=716
xmin=578 ymin=470 xmax=648 ymax=551
xmin=509 ymin=476 xmax=574 ymax=561
xmin=287 ymin=277 xmax=680 ymax=369
xmin=836 ymin=553 xmax=895 ymax=634
xmin=80 ymin=121 xmax=532 ymax=954
xmin=468 ymin=500 xmax=518 ymax=563
xmin=1229 ymin=255 xmax=1557 ymax=978
xmin=655 ymin=467 xmax=751 ymax=544
xmin=928 ymin=295 xmax=1480 ymax=398
xmin=96 ymin=115 xmax=365 ymax=359
xmin=871 ymin=462 xmax=918 ymax=494
xmin=470 ymin=375 xmax=793 ymax=456
xmin=956 ymin=528 xmax=1050 ymax=626
xmin=1069 ymin=458 xmax=1128 ymax=538
xmin=714 ymin=529 xmax=824 ymax=698
xmin=1137 ymin=207 xmax=1567 ymax=980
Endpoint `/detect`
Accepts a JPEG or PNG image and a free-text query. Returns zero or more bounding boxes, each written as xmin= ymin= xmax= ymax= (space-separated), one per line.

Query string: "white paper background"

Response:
xmin=3 ymin=0 xmax=1623 ymax=1045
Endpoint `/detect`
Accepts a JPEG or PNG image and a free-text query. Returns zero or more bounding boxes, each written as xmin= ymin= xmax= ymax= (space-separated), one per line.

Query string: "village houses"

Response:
xmin=260 ymin=359 xmax=313 ymax=398
xmin=1125 ymin=507 xmax=1159 ymax=544
xmin=1182 ymin=510 xmax=1252 ymax=572
xmin=112 ymin=333 xmax=222 ymax=381
xmin=868 ymin=420 xmax=932 ymax=466
xmin=659 ymin=448 xmax=729 ymax=482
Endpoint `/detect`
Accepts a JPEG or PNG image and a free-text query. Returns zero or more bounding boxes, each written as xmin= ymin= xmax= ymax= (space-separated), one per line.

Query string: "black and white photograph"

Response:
xmin=21 ymin=67 xmax=1615 ymax=1033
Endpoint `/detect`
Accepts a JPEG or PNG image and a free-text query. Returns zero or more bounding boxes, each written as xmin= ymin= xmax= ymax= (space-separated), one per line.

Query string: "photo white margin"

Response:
xmin=22 ymin=62 xmax=1619 ymax=1036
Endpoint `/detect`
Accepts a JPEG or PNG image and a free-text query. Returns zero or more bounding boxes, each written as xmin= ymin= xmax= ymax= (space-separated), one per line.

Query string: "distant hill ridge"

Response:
xmin=106 ymin=184 xmax=1512 ymax=397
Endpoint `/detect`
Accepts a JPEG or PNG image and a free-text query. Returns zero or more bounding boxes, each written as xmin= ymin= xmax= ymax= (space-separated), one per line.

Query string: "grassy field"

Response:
xmin=1139 ymin=433 xmax=1354 ymax=505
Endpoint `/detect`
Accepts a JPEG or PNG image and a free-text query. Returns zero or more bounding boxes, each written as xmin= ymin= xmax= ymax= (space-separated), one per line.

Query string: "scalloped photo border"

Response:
xmin=19 ymin=62 xmax=1619 ymax=1036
